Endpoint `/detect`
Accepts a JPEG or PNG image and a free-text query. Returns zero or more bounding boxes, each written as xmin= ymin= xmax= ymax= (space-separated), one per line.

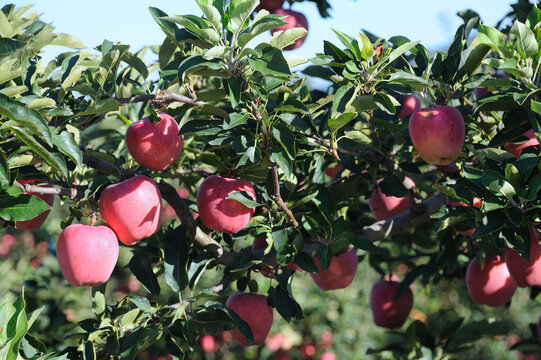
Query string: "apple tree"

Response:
xmin=1 ymin=0 xmax=541 ymax=359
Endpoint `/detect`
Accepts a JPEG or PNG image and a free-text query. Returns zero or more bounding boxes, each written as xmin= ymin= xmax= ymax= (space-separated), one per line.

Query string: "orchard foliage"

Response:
xmin=2 ymin=0 xmax=541 ymax=359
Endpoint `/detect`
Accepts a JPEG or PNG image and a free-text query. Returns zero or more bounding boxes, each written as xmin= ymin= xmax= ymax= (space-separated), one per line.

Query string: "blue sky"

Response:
xmin=29 ymin=1 xmax=516 ymax=62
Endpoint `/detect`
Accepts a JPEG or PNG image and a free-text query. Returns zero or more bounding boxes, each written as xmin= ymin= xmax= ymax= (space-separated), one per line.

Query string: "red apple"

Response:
xmin=466 ymin=255 xmax=517 ymax=307
xmin=126 ymin=113 xmax=183 ymax=171
xmin=318 ymin=331 xmax=332 ymax=349
xmin=446 ymin=196 xmax=482 ymax=236
xmin=265 ymin=332 xmax=285 ymax=352
xmin=409 ymin=106 xmax=465 ymax=165
xmin=398 ymin=95 xmax=420 ymax=119
xmin=368 ymin=177 xmax=415 ymax=220
xmin=270 ymin=9 xmax=309 ymax=50
xmin=324 ymin=164 xmax=343 ymax=179
xmin=200 ymin=334 xmax=219 ymax=353
xmin=275 ymin=352 xmax=291 ymax=360
xmin=255 ymin=0 xmax=285 ymax=12
xmin=56 ymin=224 xmax=119 ymax=286
xmin=320 ymin=352 xmax=336 ymax=360
xmin=300 ymin=343 xmax=316 ymax=357
xmin=310 ymin=249 xmax=358 ymax=290
xmin=100 ymin=175 xmax=162 ymax=245
xmin=226 ymin=292 xmax=273 ymax=347
xmin=370 ymin=279 xmax=413 ymax=329
xmin=196 ymin=175 xmax=256 ymax=234
xmin=504 ymin=129 xmax=539 ymax=157
xmin=15 ymin=180 xmax=55 ymax=232
xmin=505 ymin=227 xmax=541 ymax=287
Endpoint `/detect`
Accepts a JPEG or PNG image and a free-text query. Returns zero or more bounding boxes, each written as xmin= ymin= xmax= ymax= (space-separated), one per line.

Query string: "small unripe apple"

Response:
xmin=368 ymin=177 xmax=415 ymax=220
xmin=100 ymin=175 xmax=162 ymax=245
xmin=505 ymin=227 xmax=541 ymax=287
xmin=446 ymin=196 xmax=482 ymax=236
xmin=504 ymin=129 xmax=539 ymax=157
xmin=466 ymin=255 xmax=517 ymax=307
xmin=270 ymin=9 xmax=309 ymax=50
xmin=226 ymin=292 xmax=273 ymax=347
xmin=409 ymin=106 xmax=465 ymax=165
xmin=126 ymin=113 xmax=183 ymax=171
xmin=15 ymin=180 xmax=55 ymax=232
xmin=320 ymin=352 xmax=336 ymax=360
xmin=310 ymin=249 xmax=358 ymax=290
xmin=370 ymin=279 xmax=413 ymax=329
xmin=255 ymin=0 xmax=285 ymax=12
xmin=196 ymin=175 xmax=256 ymax=234
xmin=398 ymin=95 xmax=420 ymax=119
xmin=200 ymin=334 xmax=219 ymax=353
xmin=56 ymin=224 xmax=119 ymax=286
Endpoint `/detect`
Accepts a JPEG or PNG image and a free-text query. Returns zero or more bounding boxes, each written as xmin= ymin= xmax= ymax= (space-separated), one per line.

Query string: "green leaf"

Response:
xmin=0 ymin=94 xmax=52 ymax=147
xmin=0 ymin=186 xmax=51 ymax=221
xmin=149 ymin=7 xmax=180 ymax=47
xmin=53 ymin=130 xmax=82 ymax=167
xmin=383 ymin=40 xmax=420 ymax=66
xmin=227 ymin=76 xmax=243 ymax=108
xmin=374 ymin=92 xmax=396 ymax=114
xmin=50 ymin=33 xmax=85 ymax=48
xmin=350 ymin=237 xmax=381 ymax=254
xmin=228 ymin=0 xmax=258 ymax=35
xmin=198 ymin=4 xmax=223 ymax=33
xmin=270 ymin=144 xmax=293 ymax=178
xmin=238 ymin=13 xmax=285 ymax=48
xmin=226 ymin=191 xmax=260 ymax=208
xmin=272 ymin=123 xmax=296 ymax=160
xmin=0 ymin=148 xmax=8 ymax=185
xmin=3 ymin=290 xmax=28 ymax=360
xmin=248 ymin=44 xmax=290 ymax=77
xmin=129 ymin=250 xmax=161 ymax=295
xmin=331 ymin=85 xmax=354 ymax=118
xmin=0 ymin=38 xmax=25 ymax=56
xmin=164 ymin=225 xmax=190 ymax=293
xmin=76 ymin=98 xmax=119 ymax=116
xmin=328 ymin=113 xmax=356 ymax=134
xmin=511 ymin=20 xmax=539 ymax=59
xmin=339 ymin=130 xmax=371 ymax=146
xmin=332 ymin=29 xmax=362 ymax=61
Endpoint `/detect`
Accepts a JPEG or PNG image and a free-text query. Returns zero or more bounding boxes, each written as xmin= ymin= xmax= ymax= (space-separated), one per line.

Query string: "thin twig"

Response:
xmin=270 ymin=165 xmax=299 ymax=228
xmin=82 ymin=153 xmax=129 ymax=179
xmin=115 ymin=90 xmax=205 ymax=107
xmin=14 ymin=181 xmax=86 ymax=200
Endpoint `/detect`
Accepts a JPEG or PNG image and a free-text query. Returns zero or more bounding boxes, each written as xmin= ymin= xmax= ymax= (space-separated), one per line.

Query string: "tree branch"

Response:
xmin=271 ymin=165 xmax=299 ymax=228
xmin=82 ymin=153 xmax=129 ymax=179
xmin=14 ymin=181 xmax=85 ymax=200
xmin=115 ymin=90 xmax=205 ymax=107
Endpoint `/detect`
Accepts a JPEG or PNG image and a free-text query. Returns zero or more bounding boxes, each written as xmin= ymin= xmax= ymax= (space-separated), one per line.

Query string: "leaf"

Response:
xmin=3 ymin=290 xmax=28 ymax=360
xmin=272 ymin=123 xmax=296 ymax=160
xmin=223 ymin=112 xmax=249 ymax=129
xmin=149 ymin=7 xmax=180 ymax=47
xmin=50 ymin=33 xmax=85 ymax=48
xmin=238 ymin=13 xmax=285 ymax=48
xmin=164 ymin=225 xmax=190 ymax=293
xmin=129 ymin=250 xmax=160 ymax=295
xmin=128 ymin=296 xmax=152 ymax=313
xmin=0 ymin=186 xmax=51 ymax=221
xmin=328 ymin=113 xmax=356 ymax=134
xmin=269 ymin=144 xmax=293 ymax=179
xmin=76 ymin=98 xmax=119 ymax=116
xmin=511 ymin=20 xmax=539 ymax=59
xmin=340 ymin=130 xmax=371 ymax=146
xmin=228 ymin=0 xmax=258 ymax=35
xmin=248 ymin=44 xmax=290 ymax=77
xmin=0 ymin=38 xmax=25 ymax=56
xmin=226 ymin=191 xmax=260 ymax=208
xmin=0 ymin=149 xmax=8 ymax=185
xmin=226 ymin=308 xmax=253 ymax=344
xmin=53 ymin=130 xmax=82 ymax=167
xmin=227 ymin=76 xmax=243 ymax=108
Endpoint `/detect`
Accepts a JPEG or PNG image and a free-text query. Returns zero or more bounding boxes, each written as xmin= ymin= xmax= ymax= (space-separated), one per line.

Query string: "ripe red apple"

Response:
xmin=318 ymin=331 xmax=332 ymax=350
xmin=255 ymin=0 xmax=284 ymax=12
xmin=505 ymin=227 xmax=541 ymax=287
xmin=270 ymin=9 xmax=309 ymax=50
xmin=56 ymin=224 xmax=119 ymax=286
xmin=265 ymin=332 xmax=285 ymax=352
xmin=196 ymin=175 xmax=256 ymax=234
xmin=310 ymin=249 xmax=358 ymax=290
xmin=15 ymin=180 xmax=54 ymax=232
xmin=504 ymin=129 xmax=539 ymax=157
xmin=398 ymin=95 xmax=420 ymax=119
xmin=300 ymin=343 xmax=316 ymax=357
xmin=466 ymin=255 xmax=517 ymax=307
xmin=368 ymin=177 xmax=415 ymax=220
xmin=370 ymin=279 xmax=413 ymax=329
xmin=324 ymin=164 xmax=343 ymax=179
xmin=200 ymin=334 xmax=219 ymax=353
xmin=226 ymin=292 xmax=273 ymax=347
xmin=409 ymin=106 xmax=465 ymax=165
xmin=446 ymin=196 xmax=482 ymax=236
xmin=100 ymin=175 xmax=162 ymax=245
xmin=320 ymin=352 xmax=336 ymax=360
xmin=125 ymin=113 xmax=183 ymax=171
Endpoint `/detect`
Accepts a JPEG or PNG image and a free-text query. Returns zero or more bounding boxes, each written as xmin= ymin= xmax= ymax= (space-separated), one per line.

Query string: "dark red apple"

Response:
xmin=368 ymin=177 xmax=415 ymax=220
xmin=505 ymin=227 xmax=541 ymax=287
xmin=505 ymin=129 xmax=539 ymax=157
xmin=196 ymin=175 xmax=256 ymax=234
xmin=398 ymin=95 xmax=420 ymax=119
xmin=126 ymin=113 xmax=183 ymax=171
xmin=56 ymin=224 xmax=119 ymax=286
xmin=409 ymin=106 xmax=465 ymax=165
xmin=446 ymin=196 xmax=482 ymax=236
xmin=100 ymin=175 xmax=162 ymax=245
xmin=466 ymin=255 xmax=517 ymax=307
xmin=15 ymin=180 xmax=55 ymax=232
xmin=226 ymin=292 xmax=273 ymax=347
xmin=255 ymin=0 xmax=285 ymax=12
xmin=370 ymin=279 xmax=413 ymax=329
xmin=270 ymin=9 xmax=309 ymax=50
xmin=310 ymin=249 xmax=358 ymax=290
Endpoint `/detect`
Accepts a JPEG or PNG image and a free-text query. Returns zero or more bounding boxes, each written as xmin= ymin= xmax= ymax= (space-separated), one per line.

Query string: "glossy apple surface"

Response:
xmin=126 ymin=113 xmax=183 ymax=171
xmin=398 ymin=95 xmax=420 ymax=119
xmin=370 ymin=279 xmax=413 ymax=329
xmin=100 ymin=175 xmax=162 ymax=245
xmin=255 ymin=0 xmax=284 ymax=12
xmin=368 ymin=177 xmax=415 ymax=220
xmin=310 ymin=249 xmax=358 ymax=290
xmin=15 ymin=180 xmax=55 ymax=232
xmin=505 ymin=129 xmax=539 ymax=157
xmin=446 ymin=196 xmax=482 ymax=236
xmin=466 ymin=255 xmax=517 ymax=307
xmin=226 ymin=292 xmax=273 ymax=347
xmin=505 ymin=227 xmax=541 ymax=287
xmin=196 ymin=175 xmax=256 ymax=234
xmin=409 ymin=106 xmax=465 ymax=165
xmin=57 ymin=224 xmax=119 ymax=286
xmin=270 ymin=9 xmax=309 ymax=50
